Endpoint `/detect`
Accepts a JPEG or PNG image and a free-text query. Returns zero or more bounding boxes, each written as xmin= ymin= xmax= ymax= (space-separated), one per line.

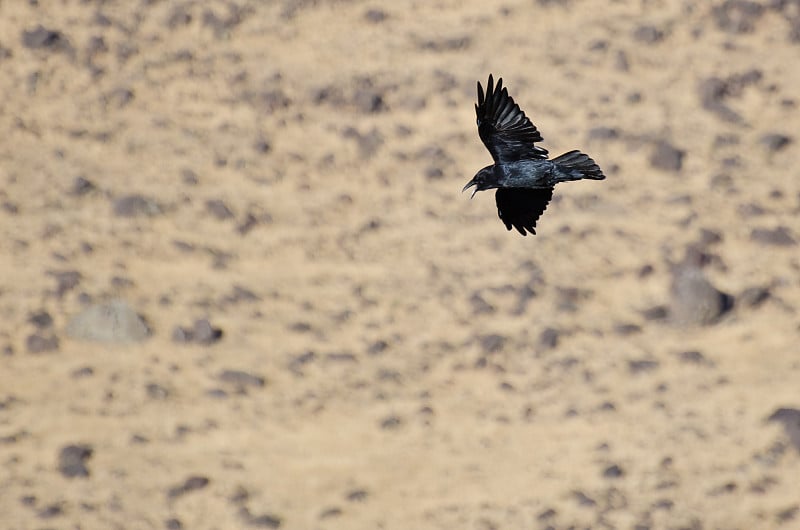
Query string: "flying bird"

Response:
xmin=462 ymin=74 xmax=605 ymax=235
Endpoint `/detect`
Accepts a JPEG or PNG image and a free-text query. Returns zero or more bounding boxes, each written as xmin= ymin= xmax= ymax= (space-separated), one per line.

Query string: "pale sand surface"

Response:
xmin=1 ymin=1 xmax=800 ymax=529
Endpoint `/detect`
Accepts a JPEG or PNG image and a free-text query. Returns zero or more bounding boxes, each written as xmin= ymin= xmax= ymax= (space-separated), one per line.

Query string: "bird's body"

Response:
xmin=463 ymin=74 xmax=605 ymax=235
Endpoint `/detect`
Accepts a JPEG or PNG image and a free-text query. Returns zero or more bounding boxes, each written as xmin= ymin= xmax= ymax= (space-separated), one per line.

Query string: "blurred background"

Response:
xmin=1 ymin=0 xmax=799 ymax=528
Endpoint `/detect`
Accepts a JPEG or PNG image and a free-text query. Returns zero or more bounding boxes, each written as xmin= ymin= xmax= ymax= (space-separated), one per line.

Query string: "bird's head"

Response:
xmin=462 ymin=166 xmax=497 ymax=198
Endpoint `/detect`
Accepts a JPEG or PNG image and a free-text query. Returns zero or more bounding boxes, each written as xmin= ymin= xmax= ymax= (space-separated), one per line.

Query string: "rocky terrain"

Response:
xmin=1 ymin=1 xmax=800 ymax=529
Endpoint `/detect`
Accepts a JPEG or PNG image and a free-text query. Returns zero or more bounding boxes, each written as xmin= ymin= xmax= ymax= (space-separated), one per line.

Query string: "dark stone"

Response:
xmin=469 ymin=292 xmax=495 ymax=314
xmin=112 ymin=194 xmax=161 ymax=217
xmin=70 ymin=176 xmax=96 ymax=196
xmin=738 ymin=286 xmax=770 ymax=308
xmin=603 ymin=464 xmax=625 ymax=478
xmin=206 ymin=199 xmax=235 ymax=220
xmin=218 ymin=369 xmax=265 ymax=389
xmin=364 ymin=9 xmax=387 ymax=22
xmin=346 ymin=489 xmax=368 ymax=502
xmin=58 ymin=444 xmax=93 ymax=478
xmin=633 ymin=25 xmax=665 ymax=43
xmin=760 ymin=133 xmax=792 ymax=152
xmin=22 ymin=26 xmax=70 ymax=51
xmin=146 ymin=383 xmax=170 ymax=400
xmin=47 ymin=269 xmax=81 ymax=297
xmin=380 ymin=415 xmax=402 ymax=430
xmin=614 ymin=323 xmax=642 ymax=335
xmin=29 ymin=310 xmax=53 ymax=329
xmin=167 ymin=476 xmax=210 ymax=499
xmin=777 ymin=505 xmax=799 ymax=523
xmin=628 ymin=359 xmax=659 ymax=373
xmin=175 ymin=319 xmax=224 ymax=345
xmin=538 ymin=327 xmax=560 ymax=350
xmin=649 ymin=141 xmax=685 ymax=172
xmin=675 ymin=350 xmax=715 ymax=366
xmin=367 ymin=340 xmax=388 ymax=355
xmin=587 ymin=127 xmax=620 ymax=141
xmin=767 ymin=407 xmax=800 ymax=450
xmin=26 ymin=333 xmax=59 ymax=353
xmin=479 ymin=334 xmax=506 ymax=354
xmin=419 ymin=36 xmax=471 ymax=51
xmin=165 ymin=518 xmax=183 ymax=530
xmin=712 ymin=1 xmax=764 ymax=33
xmin=342 ymin=126 xmax=383 ymax=158
xmin=37 ymin=503 xmax=64 ymax=518
xmin=246 ymin=512 xmax=282 ymax=528
xmin=573 ymin=491 xmax=597 ymax=506
xmin=751 ymin=226 xmax=796 ymax=246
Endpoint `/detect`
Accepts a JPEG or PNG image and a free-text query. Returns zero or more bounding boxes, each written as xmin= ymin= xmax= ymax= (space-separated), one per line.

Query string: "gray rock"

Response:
xmin=112 ymin=194 xmax=161 ymax=217
xmin=58 ymin=444 xmax=93 ymax=478
xmin=751 ymin=226 xmax=796 ymax=246
xmin=649 ymin=141 xmax=685 ymax=172
xmin=66 ymin=300 xmax=150 ymax=343
xmin=670 ymin=264 xmax=732 ymax=326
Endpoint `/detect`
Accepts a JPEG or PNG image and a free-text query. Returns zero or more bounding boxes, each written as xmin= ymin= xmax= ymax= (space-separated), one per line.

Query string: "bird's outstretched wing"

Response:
xmin=476 ymin=74 xmax=548 ymax=163
xmin=495 ymin=187 xmax=553 ymax=236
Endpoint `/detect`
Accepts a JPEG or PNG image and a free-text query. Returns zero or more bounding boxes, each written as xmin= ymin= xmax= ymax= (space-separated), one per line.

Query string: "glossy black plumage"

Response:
xmin=463 ymin=75 xmax=606 ymax=236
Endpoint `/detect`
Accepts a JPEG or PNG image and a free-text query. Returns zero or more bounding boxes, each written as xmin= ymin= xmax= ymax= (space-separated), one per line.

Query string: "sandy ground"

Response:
xmin=2 ymin=1 xmax=800 ymax=529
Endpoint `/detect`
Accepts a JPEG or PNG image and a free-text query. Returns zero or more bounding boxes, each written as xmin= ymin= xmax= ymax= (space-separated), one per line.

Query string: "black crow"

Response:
xmin=462 ymin=74 xmax=605 ymax=235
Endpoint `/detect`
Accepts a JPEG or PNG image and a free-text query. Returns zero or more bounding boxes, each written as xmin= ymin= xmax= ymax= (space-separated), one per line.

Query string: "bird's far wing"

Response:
xmin=495 ymin=187 xmax=553 ymax=236
xmin=476 ymin=74 xmax=548 ymax=163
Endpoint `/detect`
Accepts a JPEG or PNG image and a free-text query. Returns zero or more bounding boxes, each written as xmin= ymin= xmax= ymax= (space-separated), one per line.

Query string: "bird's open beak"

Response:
xmin=462 ymin=179 xmax=478 ymax=199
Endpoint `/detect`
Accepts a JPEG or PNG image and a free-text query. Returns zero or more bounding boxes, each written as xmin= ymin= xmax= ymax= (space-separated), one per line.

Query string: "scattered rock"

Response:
xmin=167 ymin=476 xmax=210 ymax=499
xmin=760 ymin=133 xmax=792 ymax=152
xmin=670 ymin=258 xmax=733 ymax=326
xmin=738 ymin=286 xmax=770 ymax=308
xmin=587 ymin=126 xmax=620 ymax=141
xmin=712 ymin=0 xmax=764 ymax=34
xmin=172 ymin=319 xmax=223 ymax=345
xmin=47 ymin=269 xmax=82 ymax=297
xmin=58 ymin=444 xmax=93 ymax=478
xmin=633 ymin=25 xmax=665 ymax=43
xmin=342 ymin=126 xmax=383 ymax=159
xmin=380 ymin=415 xmax=403 ymax=430
xmin=641 ymin=305 xmax=669 ymax=321
xmin=469 ymin=292 xmax=495 ymax=314
xmin=70 ymin=176 xmax=96 ymax=196
xmin=218 ymin=369 xmax=266 ymax=390
xmin=628 ymin=359 xmax=659 ymax=373
xmin=366 ymin=340 xmax=388 ymax=356
xmin=418 ymin=35 xmax=471 ymax=51
xmin=67 ymin=300 xmax=150 ymax=343
xmin=364 ymin=8 xmax=387 ymax=23
xmin=112 ymin=194 xmax=162 ymax=217
xmin=538 ymin=327 xmax=560 ymax=351
xmin=206 ymin=199 xmax=234 ymax=220
xmin=698 ymin=70 xmax=761 ymax=122
xmin=603 ymin=464 xmax=625 ymax=478
xmin=555 ymin=286 xmax=592 ymax=312
xmin=240 ymin=508 xmax=282 ymax=528
xmin=22 ymin=26 xmax=71 ymax=52
xmin=649 ymin=141 xmax=685 ymax=172
xmin=479 ymin=334 xmax=506 ymax=354
xmin=614 ymin=323 xmax=642 ymax=335
xmin=675 ymin=350 xmax=715 ymax=366
xmin=751 ymin=226 xmax=796 ymax=246
xmin=26 ymin=332 xmax=59 ymax=353
xmin=346 ymin=489 xmax=369 ymax=502
xmin=165 ymin=518 xmax=183 ymax=530
xmin=767 ymin=407 xmax=800 ymax=451
xmin=28 ymin=310 xmax=53 ymax=329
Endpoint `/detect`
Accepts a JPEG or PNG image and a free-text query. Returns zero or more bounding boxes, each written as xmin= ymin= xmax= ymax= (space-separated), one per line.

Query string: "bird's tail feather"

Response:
xmin=552 ymin=150 xmax=605 ymax=181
